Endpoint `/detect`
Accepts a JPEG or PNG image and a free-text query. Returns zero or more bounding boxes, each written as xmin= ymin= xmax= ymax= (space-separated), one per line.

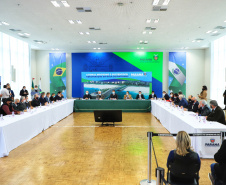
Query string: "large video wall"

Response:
xmin=72 ymin=52 xmax=163 ymax=98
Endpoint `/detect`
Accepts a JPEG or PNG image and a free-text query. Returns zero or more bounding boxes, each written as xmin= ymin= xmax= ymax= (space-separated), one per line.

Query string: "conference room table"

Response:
xmin=151 ymin=100 xmax=226 ymax=158
xmin=0 ymin=99 xmax=74 ymax=158
xmin=73 ymin=99 xmax=151 ymax=112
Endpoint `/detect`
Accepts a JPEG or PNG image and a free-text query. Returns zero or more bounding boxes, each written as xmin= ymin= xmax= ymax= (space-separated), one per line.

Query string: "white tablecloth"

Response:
xmin=151 ymin=100 xmax=226 ymax=158
xmin=0 ymin=99 xmax=74 ymax=158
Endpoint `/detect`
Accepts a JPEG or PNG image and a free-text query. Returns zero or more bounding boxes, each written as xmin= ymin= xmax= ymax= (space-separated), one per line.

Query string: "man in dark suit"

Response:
xmin=209 ymin=139 xmax=226 ymax=185
xmin=173 ymin=93 xmax=180 ymax=105
xmin=149 ymin=91 xmax=157 ymax=99
xmin=12 ymin=98 xmax=26 ymax=111
xmin=110 ymin=90 xmax=118 ymax=100
xmin=136 ymin=91 xmax=145 ymax=100
xmin=31 ymin=94 xmax=41 ymax=107
xmin=50 ymin=93 xmax=56 ymax=102
xmin=45 ymin=92 xmax=51 ymax=103
xmin=198 ymin=100 xmax=211 ymax=116
xmin=55 ymin=92 xmax=62 ymax=101
xmin=162 ymin=91 xmax=170 ymax=100
xmin=96 ymin=91 xmax=104 ymax=100
xmin=207 ymin=100 xmax=225 ymax=125
xmin=39 ymin=92 xmax=47 ymax=106
xmin=187 ymin=95 xmax=193 ymax=110
xmin=20 ymin=86 xmax=29 ymax=97
xmin=179 ymin=95 xmax=188 ymax=108
xmin=188 ymin=97 xmax=199 ymax=112
xmin=223 ymin=89 xmax=226 ymax=110
xmin=83 ymin=91 xmax=92 ymax=99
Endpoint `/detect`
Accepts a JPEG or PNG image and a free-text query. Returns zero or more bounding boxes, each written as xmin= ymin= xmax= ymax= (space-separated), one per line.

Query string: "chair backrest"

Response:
xmin=169 ymin=162 xmax=200 ymax=181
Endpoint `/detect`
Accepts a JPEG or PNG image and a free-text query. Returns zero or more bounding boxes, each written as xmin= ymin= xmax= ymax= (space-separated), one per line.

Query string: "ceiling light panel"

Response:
xmin=61 ymin=1 xmax=70 ymax=7
xmin=162 ymin=0 xmax=171 ymax=6
xmin=1 ymin=21 xmax=10 ymax=25
xmin=51 ymin=1 xmax=60 ymax=7
xmin=153 ymin=0 xmax=159 ymax=6
xmin=154 ymin=19 xmax=159 ymax=23
xmin=68 ymin=20 xmax=74 ymax=24
xmin=146 ymin=19 xmax=151 ymax=23
xmin=76 ymin=20 xmax=82 ymax=24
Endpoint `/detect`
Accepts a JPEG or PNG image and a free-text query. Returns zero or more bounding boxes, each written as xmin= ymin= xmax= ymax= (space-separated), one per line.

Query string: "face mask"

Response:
xmin=163 ymin=94 xmax=165 ymax=96
xmin=126 ymin=93 xmax=129 ymax=95
xmin=86 ymin=93 xmax=88 ymax=95
xmin=99 ymin=93 xmax=101 ymax=95
xmin=152 ymin=93 xmax=154 ymax=95
xmin=23 ymin=88 xmax=26 ymax=91
xmin=171 ymin=95 xmax=173 ymax=97
xmin=35 ymin=88 xmax=38 ymax=90
xmin=112 ymin=92 xmax=115 ymax=94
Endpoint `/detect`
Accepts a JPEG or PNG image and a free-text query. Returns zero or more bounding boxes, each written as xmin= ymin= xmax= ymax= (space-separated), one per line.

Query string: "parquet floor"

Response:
xmin=0 ymin=113 xmax=213 ymax=185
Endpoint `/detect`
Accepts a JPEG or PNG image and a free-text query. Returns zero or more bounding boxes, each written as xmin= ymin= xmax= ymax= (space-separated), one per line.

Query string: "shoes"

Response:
xmin=208 ymin=173 xmax=214 ymax=185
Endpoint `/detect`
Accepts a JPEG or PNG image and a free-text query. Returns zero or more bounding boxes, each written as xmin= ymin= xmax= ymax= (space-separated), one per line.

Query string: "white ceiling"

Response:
xmin=0 ymin=0 xmax=226 ymax=51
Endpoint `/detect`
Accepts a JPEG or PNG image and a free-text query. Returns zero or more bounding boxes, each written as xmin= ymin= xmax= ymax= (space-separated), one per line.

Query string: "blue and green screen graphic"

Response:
xmin=82 ymin=72 xmax=152 ymax=99
xmin=72 ymin=52 xmax=163 ymax=98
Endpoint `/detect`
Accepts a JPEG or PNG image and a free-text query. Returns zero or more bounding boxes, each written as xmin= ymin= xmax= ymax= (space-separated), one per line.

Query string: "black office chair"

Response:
xmin=167 ymin=162 xmax=200 ymax=185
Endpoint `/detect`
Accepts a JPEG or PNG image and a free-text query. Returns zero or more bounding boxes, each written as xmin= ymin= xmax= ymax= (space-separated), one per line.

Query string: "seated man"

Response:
xmin=209 ymin=139 xmax=226 ymax=185
xmin=162 ymin=91 xmax=170 ymax=100
xmin=207 ymin=100 xmax=225 ymax=125
xmin=83 ymin=91 xmax=92 ymax=100
xmin=187 ymin=95 xmax=193 ymax=110
xmin=124 ymin=91 xmax=132 ymax=100
xmin=169 ymin=92 xmax=174 ymax=102
xmin=136 ymin=91 xmax=145 ymax=100
xmin=149 ymin=91 xmax=157 ymax=99
xmin=110 ymin=90 xmax=118 ymax=100
xmin=198 ymin=100 xmax=211 ymax=116
xmin=39 ymin=92 xmax=47 ymax=106
xmin=25 ymin=96 xmax=33 ymax=109
xmin=188 ymin=97 xmax=199 ymax=112
xmin=179 ymin=95 xmax=188 ymax=108
xmin=31 ymin=94 xmax=41 ymax=107
xmin=50 ymin=93 xmax=56 ymax=102
xmin=45 ymin=92 xmax=51 ymax=103
xmin=96 ymin=91 xmax=104 ymax=100
xmin=12 ymin=98 xmax=26 ymax=112
xmin=55 ymin=92 xmax=62 ymax=101
xmin=173 ymin=93 xmax=180 ymax=105
xmin=0 ymin=98 xmax=20 ymax=115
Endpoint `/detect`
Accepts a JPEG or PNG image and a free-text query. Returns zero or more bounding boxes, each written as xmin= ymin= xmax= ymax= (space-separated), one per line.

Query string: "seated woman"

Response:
xmin=167 ymin=131 xmax=201 ymax=183
xmin=169 ymin=92 xmax=174 ymax=102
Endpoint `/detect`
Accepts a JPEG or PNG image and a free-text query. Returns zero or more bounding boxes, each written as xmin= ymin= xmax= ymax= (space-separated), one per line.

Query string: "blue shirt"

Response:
xmin=179 ymin=98 xmax=188 ymax=108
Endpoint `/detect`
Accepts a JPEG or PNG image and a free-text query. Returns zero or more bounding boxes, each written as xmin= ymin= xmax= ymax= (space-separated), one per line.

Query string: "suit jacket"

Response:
xmin=110 ymin=94 xmax=118 ymax=99
xmin=179 ymin=98 xmax=188 ymax=108
xmin=39 ymin=97 xmax=47 ymax=106
xmin=83 ymin=94 xmax=92 ymax=99
xmin=50 ymin=96 xmax=55 ymax=102
xmin=207 ymin=106 xmax=225 ymax=125
xmin=12 ymin=103 xmax=26 ymax=111
xmin=96 ymin=94 xmax=104 ymax=100
xmin=214 ymin=140 xmax=226 ymax=182
xmin=45 ymin=96 xmax=51 ymax=103
xmin=55 ymin=95 xmax=62 ymax=101
xmin=224 ymin=90 xmax=226 ymax=105
xmin=198 ymin=105 xmax=211 ymax=116
xmin=20 ymin=89 xmax=29 ymax=97
xmin=31 ymin=98 xmax=40 ymax=107
xmin=173 ymin=97 xmax=180 ymax=105
xmin=124 ymin=94 xmax=132 ymax=99
xmin=163 ymin=93 xmax=170 ymax=100
xmin=149 ymin=94 xmax=157 ymax=99
xmin=136 ymin=94 xmax=145 ymax=99
xmin=188 ymin=101 xmax=199 ymax=112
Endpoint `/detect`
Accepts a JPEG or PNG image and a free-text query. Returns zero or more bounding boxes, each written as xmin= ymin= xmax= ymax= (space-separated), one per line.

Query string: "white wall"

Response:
xmin=31 ymin=49 xmax=209 ymax=99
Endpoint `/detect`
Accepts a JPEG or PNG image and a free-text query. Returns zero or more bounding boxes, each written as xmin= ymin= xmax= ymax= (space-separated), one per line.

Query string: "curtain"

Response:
xmin=0 ymin=32 xmax=30 ymax=100
xmin=211 ymin=35 xmax=226 ymax=107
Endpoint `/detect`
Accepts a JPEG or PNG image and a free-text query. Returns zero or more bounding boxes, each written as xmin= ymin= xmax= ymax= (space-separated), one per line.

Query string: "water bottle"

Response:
xmin=0 ymin=114 xmax=3 ymax=120
xmin=12 ymin=111 xmax=15 ymax=117
xmin=40 ymin=103 xmax=42 ymax=107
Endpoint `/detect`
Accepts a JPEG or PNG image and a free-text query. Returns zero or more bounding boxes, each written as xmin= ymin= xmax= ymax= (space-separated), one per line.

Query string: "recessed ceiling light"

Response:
xmin=51 ymin=1 xmax=60 ymax=7
xmin=224 ymin=20 xmax=226 ymax=23
xmin=162 ymin=0 xmax=171 ymax=5
xmin=137 ymin=47 xmax=140 ymax=49
xmin=61 ymin=1 xmax=70 ymax=7
xmin=68 ymin=20 xmax=74 ymax=24
xmin=140 ymin=40 xmax=143 ymax=43
xmin=149 ymin=32 xmax=152 ymax=34
xmin=85 ymin=32 xmax=90 ymax=35
xmin=79 ymin=32 xmax=84 ymax=35
xmin=92 ymin=41 xmax=96 ymax=43
xmin=206 ymin=30 xmax=212 ymax=34
xmin=51 ymin=48 xmax=55 ymax=50
xmin=144 ymin=41 xmax=148 ymax=43
xmin=97 ymin=48 xmax=100 ymax=50
xmin=93 ymin=48 xmax=96 ymax=49
xmin=192 ymin=40 xmax=196 ymax=42
xmin=24 ymin=33 xmax=30 ymax=36
xmin=146 ymin=19 xmax=151 ymax=23
xmin=153 ymin=0 xmax=159 ymax=6
xmin=76 ymin=20 xmax=82 ymax=24
xmin=1 ymin=21 xmax=9 ymax=26
xmin=154 ymin=19 xmax=159 ymax=23
xmin=18 ymin=33 xmax=24 ymax=36
xmin=212 ymin=30 xmax=218 ymax=34
xmin=197 ymin=40 xmax=201 ymax=43
xmin=87 ymin=41 xmax=91 ymax=43
xmin=142 ymin=31 xmax=146 ymax=34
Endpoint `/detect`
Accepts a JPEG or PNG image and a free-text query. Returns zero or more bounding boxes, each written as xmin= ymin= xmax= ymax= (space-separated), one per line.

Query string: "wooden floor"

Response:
xmin=0 ymin=112 xmax=213 ymax=185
